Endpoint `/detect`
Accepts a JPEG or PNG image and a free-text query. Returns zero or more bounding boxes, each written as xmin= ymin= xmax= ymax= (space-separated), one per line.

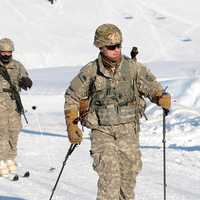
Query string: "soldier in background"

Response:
xmin=64 ymin=24 xmax=171 ymax=199
xmin=0 ymin=38 xmax=32 ymax=176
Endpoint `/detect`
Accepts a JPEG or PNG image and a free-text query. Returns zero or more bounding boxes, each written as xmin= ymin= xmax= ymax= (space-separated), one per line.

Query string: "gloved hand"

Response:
xmin=65 ymin=107 xmax=82 ymax=144
xmin=19 ymin=77 xmax=33 ymax=90
xmin=158 ymin=92 xmax=171 ymax=111
xmin=79 ymin=99 xmax=89 ymax=125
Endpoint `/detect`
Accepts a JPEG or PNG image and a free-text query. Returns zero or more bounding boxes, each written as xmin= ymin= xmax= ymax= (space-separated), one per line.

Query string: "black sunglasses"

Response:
xmin=106 ymin=44 xmax=121 ymax=50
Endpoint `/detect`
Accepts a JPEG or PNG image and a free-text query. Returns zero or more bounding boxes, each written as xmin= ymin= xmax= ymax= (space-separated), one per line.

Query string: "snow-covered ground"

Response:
xmin=1 ymin=0 xmax=200 ymax=68
xmin=0 ymin=0 xmax=200 ymax=200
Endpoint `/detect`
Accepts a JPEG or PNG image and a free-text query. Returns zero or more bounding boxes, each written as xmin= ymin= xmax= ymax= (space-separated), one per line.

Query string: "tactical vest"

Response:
xmin=90 ymin=58 xmax=138 ymax=126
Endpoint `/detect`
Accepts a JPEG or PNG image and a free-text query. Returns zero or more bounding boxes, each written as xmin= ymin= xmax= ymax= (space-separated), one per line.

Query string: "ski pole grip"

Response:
xmin=163 ymin=108 xmax=169 ymax=116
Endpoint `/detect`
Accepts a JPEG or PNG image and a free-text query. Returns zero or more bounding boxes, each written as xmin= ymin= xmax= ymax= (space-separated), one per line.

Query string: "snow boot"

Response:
xmin=0 ymin=160 xmax=9 ymax=176
xmin=6 ymin=160 xmax=17 ymax=173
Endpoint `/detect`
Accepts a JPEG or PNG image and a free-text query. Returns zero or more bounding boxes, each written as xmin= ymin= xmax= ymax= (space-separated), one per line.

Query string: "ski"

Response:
xmin=10 ymin=171 xmax=30 ymax=181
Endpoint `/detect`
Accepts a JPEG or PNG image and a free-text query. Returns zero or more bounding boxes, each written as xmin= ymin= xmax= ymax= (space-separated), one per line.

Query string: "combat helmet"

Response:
xmin=94 ymin=24 xmax=122 ymax=48
xmin=0 ymin=38 xmax=15 ymax=52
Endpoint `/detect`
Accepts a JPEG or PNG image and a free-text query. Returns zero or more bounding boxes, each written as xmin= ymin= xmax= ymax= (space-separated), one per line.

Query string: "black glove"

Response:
xmin=19 ymin=77 xmax=33 ymax=90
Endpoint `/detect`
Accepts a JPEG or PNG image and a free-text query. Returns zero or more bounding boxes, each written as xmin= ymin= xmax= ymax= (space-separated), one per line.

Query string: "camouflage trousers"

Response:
xmin=0 ymin=97 xmax=22 ymax=160
xmin=90 ymin=122 xmax=142 ymax=200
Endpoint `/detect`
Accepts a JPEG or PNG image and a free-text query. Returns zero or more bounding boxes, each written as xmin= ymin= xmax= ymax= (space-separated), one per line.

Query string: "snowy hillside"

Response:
xmin=0 ymin=0 xmax=200 ymax=200
xmin=1 ymin=0 xmax=200 ymax=68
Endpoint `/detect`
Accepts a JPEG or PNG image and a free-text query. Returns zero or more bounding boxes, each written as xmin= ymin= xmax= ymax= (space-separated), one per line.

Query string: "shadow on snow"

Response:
xmin=141 ymin=145 xmax=200 ymax=152
xmin=0 ymin=197 xmax=26 ymax=200
xmin=21 ymin=128 xmax=90 ymax=139
xmin=21 ymin=128 xmax=66 ymax=138
xmin=168 ymin=144 xmax=200 ymax=152
xmin=22 ymin=129 xmax=200 ymax=152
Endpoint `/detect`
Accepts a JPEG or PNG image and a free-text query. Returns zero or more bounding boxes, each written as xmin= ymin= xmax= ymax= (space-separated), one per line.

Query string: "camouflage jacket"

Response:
xmin=64 ymin=54 xmax=162 ymax=127
xmin=0 ymin=59 xmax=29 ymax=101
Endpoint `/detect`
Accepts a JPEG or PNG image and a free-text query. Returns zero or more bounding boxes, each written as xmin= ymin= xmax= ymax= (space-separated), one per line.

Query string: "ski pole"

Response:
xmin=49 ymin=144 xmax=78 ymax=200
xmin=27 ymin=89 xmax=55 ymax=171
xmin=162 ymin=109 xmax=168 ymax=200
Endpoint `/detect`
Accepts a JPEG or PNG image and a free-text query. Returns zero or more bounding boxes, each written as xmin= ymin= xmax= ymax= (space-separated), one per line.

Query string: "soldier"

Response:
xmin=0 ymin=38 xmax=32 ymax=176
xmin=64 ymin=24 xmax=171 ymax=200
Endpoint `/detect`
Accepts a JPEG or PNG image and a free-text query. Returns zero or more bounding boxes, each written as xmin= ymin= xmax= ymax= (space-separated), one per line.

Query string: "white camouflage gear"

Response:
xmin=0 ymin=160 xmax=9 ymax=176
xmin=6 ymin=159 xmax=17 ymax=173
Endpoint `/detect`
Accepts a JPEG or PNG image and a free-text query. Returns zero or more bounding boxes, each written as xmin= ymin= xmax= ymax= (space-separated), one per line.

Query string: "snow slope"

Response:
xmin=0 ymin=0 xmax=200 ymax=200
xmin=1 ymin=0 xmax=200 ymax=68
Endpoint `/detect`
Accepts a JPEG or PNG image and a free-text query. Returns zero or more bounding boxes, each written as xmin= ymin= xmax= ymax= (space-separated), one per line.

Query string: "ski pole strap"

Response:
xmin=163 ymin=108 xmax=169 ymax=116
xmin=67 ymin=144 xmax=78 ymax=157
xmin=62 ymin=144 xmax=77 ymax=166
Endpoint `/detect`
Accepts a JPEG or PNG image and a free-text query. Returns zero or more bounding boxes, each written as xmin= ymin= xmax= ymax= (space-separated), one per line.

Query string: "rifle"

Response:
xmin=0 ymin=64 xmax=28 ymax=124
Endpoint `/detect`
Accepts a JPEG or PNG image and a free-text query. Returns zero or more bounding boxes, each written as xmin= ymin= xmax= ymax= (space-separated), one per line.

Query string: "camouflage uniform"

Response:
xmin=64 ymin=52 xmax=162 ymax=199
xmin=0 ymin=59 xmax=29 ymax=161
xmin=0 ymin=38 xmax=30 ymax=163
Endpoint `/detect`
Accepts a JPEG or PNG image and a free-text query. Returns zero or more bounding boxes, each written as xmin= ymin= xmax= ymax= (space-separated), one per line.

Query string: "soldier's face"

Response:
xmin=101 ymin=44 xmax=121 ymax=61
xmin=0 ymin=51 xmax=12 ymax=63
